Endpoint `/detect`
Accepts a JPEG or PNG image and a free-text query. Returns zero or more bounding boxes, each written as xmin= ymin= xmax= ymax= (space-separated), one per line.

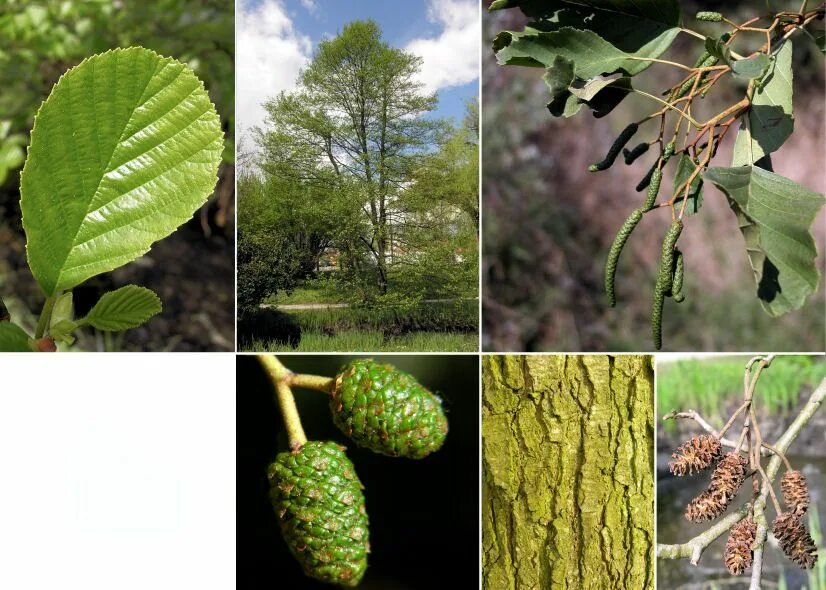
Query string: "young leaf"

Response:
xmin=732 ymin=43 xmax=793 ymax=166
xmin=20 ymin=47 xmax=224 ymax=296
xmin=0 ymin=322 xmax=32 ymax=352
xmin=49 ymin=292 xmax=74 ymax=329
xmin=82 ymin=285 xmax=162 ymax=331
xmin=672 ymin=155 xmax=704 ymax=215
xmin=705 ymin=166 xmax=825 ymax=316
xmin=731 ymin=54 xmax=772 ymax=80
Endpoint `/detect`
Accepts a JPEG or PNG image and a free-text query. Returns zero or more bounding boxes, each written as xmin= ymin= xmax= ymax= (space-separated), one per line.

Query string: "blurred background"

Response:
xmin=482 ymin=0 xmax=825 ymax=352
xmin=237 ymin=354 xmax=480 ymax=589
xmin=0 ymin=0 xmax=235 ymax=351
xmin=657 ymin=355 xmax=826 ymax=589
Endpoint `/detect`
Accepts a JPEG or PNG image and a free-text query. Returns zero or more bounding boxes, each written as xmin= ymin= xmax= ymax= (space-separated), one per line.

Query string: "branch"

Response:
xmin=657 ymin=505 xmax=750 ymax=564
xmin=749 ymin=376 xmax=826 ymax=589
xmin=658 ymin=377 xmax=826 ymax=569
xmin=662 ymin=409 xmax=771 ymax=456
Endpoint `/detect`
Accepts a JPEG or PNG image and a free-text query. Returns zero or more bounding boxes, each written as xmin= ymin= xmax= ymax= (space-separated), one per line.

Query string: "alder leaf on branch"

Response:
xmin=732 ymin=43 xmax=794 ymax=166
xmin=704 ymin=165 xmax=825 ymax=317
xmin=491 ymin=0 xmax=681 ymax=85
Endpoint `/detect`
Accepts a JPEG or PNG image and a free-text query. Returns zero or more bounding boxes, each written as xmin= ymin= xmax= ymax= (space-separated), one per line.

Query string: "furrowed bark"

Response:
xmin=482 ymin=355 xmax=654 ymax=589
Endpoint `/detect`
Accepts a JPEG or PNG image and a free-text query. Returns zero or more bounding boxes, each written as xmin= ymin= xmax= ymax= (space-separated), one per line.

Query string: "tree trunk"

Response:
xmin=482 ymin=355 xmax=654 ymax=590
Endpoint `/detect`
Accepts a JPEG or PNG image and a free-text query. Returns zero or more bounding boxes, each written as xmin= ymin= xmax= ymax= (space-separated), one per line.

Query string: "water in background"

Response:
xmin=658 ymin=454 xmax=826 ymax=590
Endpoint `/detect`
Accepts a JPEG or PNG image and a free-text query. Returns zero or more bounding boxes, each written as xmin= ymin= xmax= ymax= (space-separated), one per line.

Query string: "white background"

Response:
xmin=0 ymin=354 xmax=236 ymax=589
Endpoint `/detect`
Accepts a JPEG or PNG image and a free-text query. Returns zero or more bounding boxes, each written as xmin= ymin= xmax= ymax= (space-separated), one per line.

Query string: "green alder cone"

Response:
xmin=331 ymin=359 xmax=448 ymax=459
xmin=269 ymin=441 xmax=369 ymax=587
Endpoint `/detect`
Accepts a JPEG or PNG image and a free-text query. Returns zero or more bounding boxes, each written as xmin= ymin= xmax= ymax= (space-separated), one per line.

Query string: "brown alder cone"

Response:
xmin=773 ymin=512 xmax=818 ymax=569
xmin=669 ymin=435 xmax=723 ymax=476
xmin=685 ymin=489 xmax=728 ymax=522
xmin=724 ymin=517 xmax=757 ymax=575
xmin=781 ymin=470 xmax=810 ymax=516
xmin=709 ymin=452 xmax=748 ymax=497
xmin=685 ymin=453 xmax=747 ymax=522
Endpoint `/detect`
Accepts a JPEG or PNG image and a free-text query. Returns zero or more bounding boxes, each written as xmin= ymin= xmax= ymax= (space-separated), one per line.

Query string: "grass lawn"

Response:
xmin=242 ymin=330 xmax=478 ymax=352
xmin=263 ymin=281 xmax=342 ymax=305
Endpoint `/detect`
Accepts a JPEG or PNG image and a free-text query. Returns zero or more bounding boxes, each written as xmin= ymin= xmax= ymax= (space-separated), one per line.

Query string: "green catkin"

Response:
xmin=672 ymin=54 xmax=719 ymax=100
xmin=604 ymin=208 xmax=644 ymax=307
xmin=672 ymin=250 xmax=685 ymax=303
xmin=643 ymin=169 xmax=663 ymax=211
xmin=623 ymin=142 xmax=650 ymax=165
xmin=589 ymin=123 xmax=639 ymax=172
xmin=696 ymin=11 xmax=723 ymax=22
xmin=652 ymin=220 xmax=683 ymax=349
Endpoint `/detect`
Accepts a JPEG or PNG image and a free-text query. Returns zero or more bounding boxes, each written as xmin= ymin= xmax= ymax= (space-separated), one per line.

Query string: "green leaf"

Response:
xmin=704 ymin=166 xmax=825 ymax=316
xmin=494 ymin=26 xmax=679 ymax=79
xmin=0 ymin=322 xmax=32 ymax=352
xmin=672 ymin=155 xmax=703 ymax=215
xmin=20 ymin=47 xmax=224 ymax=296
xmin=705 ymin=36 xmax=732 ymax=63
xmin=732 ymin=43 xmax=793 ymax=166
xmin=731 ymin=54 xmax=772 ymax=80
xmin=82 ymin=285 xmax=162 ymax=331
xmin=543 ymin=56 xmax=583 ymax=117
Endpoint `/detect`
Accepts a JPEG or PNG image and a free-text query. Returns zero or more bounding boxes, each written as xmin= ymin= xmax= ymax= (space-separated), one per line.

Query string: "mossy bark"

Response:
xmin=482 ymin=355 xmax=654 ymax=590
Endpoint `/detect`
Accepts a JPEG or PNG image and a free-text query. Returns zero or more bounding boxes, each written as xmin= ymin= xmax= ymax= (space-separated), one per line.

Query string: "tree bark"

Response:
xmin=482 ymin=355 xmax=654 ymax=590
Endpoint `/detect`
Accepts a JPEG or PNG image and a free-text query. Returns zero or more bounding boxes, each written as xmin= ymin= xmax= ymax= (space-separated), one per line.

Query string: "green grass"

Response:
xmin=244 ymin=330 xmax=478 ymax=352
xmin=264 ymin=280 xmax=342 ymax=305
xmin=237 ymin=301 xmax=478 ymax=352
xmin=658 ymin=356 xmax=826 ymax=428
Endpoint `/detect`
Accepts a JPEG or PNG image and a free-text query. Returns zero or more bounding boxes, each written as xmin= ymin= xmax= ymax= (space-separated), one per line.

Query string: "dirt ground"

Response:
xmin=0 ymin=167 xmax=235 ymax=352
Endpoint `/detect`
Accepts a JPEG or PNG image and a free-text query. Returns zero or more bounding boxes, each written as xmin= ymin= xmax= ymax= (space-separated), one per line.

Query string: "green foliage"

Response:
xmin=0 ymin=46 xmax=224 ymax=351
xmin=704 ymin=165 xmax=825 ymax=317
xmin=0 ymin=322 xmax=31 ymax=352
xmin=657 ymin=356 xmax=826 ymax=421
xmin=0 ymin=120 xmax=25 ymax=185
xmin=237 ymin=228 xmax=300 ymax=314
xmin=245 ymin=331 xmax=478 ymax=353
xmin=0 ymin=0 xmax=233 ymax=166
xmin=732 ymin=43 xmax=794 ymax=166
xmin=20 ymin=47 xmax=223 ymax=296
xmin=242 ymin=19 xmax=478 ymax=343
xmin=81 ymin=285 xmax=162 ymax=332
xmin=491 ymin=1 xmax=825 ymax=349
xmin=239 ymin=301 xmax=477 ymax=352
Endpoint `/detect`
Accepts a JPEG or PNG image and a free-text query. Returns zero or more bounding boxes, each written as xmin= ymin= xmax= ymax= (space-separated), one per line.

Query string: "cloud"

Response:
xmin=300 ymin=0 xmax=318 ymax=13
xmin=236 ymin=0 xmax=312 ymax=139
xmin=404 ymin=0 xmax=480 ymax=94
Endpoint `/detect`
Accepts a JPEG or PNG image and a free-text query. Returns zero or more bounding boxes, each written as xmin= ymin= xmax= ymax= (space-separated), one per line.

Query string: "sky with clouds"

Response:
xmin=236 ymin=0 xmax=480 ymax=142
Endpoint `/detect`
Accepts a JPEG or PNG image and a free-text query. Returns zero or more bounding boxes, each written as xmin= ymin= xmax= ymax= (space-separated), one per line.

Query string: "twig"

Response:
xmin=657 ymin=505 xmax=751 ymax=564
xmin=658 ymin=377 xmax=826 ymax=568
xmin=662 ymin=409 xmax=771 ymax=456
xmin=258 ymin=355 xmax=308 ymax=448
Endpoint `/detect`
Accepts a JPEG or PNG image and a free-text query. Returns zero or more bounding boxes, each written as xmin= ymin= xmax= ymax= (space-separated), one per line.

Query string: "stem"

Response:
xmin=658 ymin=376 xmax=826 ymax=566
xmin=632 ymin=89 xmax=701 ymax=127
xmin=679 ymin=27 xmax=708 ymax=41
xmin=34 ymin=295 xmax=57 ymax=339
xmin=626 ymin=55 xmax=696 ymax=71
xmin=290 ymin=373 xmax=335 ymax=394
xmin=257 ymin=355 xmax=307 ymax=448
